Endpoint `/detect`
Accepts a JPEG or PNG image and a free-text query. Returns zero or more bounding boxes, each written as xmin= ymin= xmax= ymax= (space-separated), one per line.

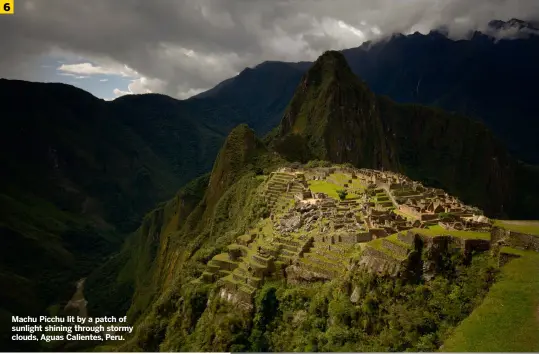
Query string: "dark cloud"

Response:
xmin=1 ymin=0 xmax=538 ymax=98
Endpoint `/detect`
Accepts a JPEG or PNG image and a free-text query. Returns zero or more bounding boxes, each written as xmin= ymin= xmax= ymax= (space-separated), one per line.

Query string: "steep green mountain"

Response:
xmin=271 ymin=51 xmax=396 ymax=170
xmin=0 ymin=79 xmax=226 ymax=350
xmin=271 ymin=51 xmax=539 ymax=219
xmin=84 ymin=125 xmax=283 ymax=327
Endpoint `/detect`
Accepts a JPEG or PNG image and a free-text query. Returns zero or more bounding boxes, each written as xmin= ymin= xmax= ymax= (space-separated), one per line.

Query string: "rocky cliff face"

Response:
xmin=377 ymin=96 xmax=517 ymax=217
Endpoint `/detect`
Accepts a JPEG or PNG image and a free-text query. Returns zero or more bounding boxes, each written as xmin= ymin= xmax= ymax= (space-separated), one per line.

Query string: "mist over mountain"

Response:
xmin=196 ymin=19 xmax=539 ymax=164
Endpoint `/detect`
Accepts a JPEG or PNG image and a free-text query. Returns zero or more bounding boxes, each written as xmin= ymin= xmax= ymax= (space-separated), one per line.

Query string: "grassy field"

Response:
xmin=307 ymin=180 xmax=358 ymax=200
xmin=328 ymin=173 xmax=365 ymax=189
xmin=493 ymin=220 xmax=539 ymax=236
xmin=414 ymin=225 xmax=491 ymax=240
xmin=443 ymin=249 xmax=539 ymax=352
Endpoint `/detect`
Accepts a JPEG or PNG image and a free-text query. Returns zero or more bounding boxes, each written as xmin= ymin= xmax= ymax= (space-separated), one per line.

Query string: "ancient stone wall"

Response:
xmin=286 ymin=264 xmax=333 ymax=283
xmin=420 ymin=214 xmax=439 ymax=221
xmin=219 ymin=287 xmax=253 ymax=310
xmin=399 ymin=205 xmax=420 ymax=218
xmin=358 ymin=247 xmax=402 ymax=276
xmin=399 ymin=232 xmax=416 ymax=245
xmin=361 ymin=246 xmax=396 ymax=262
xmin=228 ymin=245 xmax=249 ymax=260
xmin=463 ymin=239 xmax=491 ymax=253
xmin=298 ymin=237 xmax=314 ymax=257
xmin=313 ymin=242 xmax=348 ymax=255
xmin=356 ymin=232 xmax=372 ymax=242
xmin=212 ymin=259 xmax=239 ymax=271
xmin=491 ymin=226 xmax=539 ymax=252
xmin=369 ymin=228 xmax=388 ymax=238
xmin=338 ymin=233 xmax=358 ymax=244
xmin=382 ymin=239 xmax=409 ymax=258
xmin=250 ymin=266 xmax=266 ymax=278
xmin=252 ymin=254 xmax=272 ymax=266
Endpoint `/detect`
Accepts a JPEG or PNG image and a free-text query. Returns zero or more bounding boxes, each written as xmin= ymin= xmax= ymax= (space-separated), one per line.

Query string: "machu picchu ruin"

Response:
xmin=198 ymin=164 xmax=539 ymax=310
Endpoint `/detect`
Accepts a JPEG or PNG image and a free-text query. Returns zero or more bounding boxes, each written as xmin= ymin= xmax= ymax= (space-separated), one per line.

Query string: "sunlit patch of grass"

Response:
xmin=443 ymin=249 xmax=539 ymax=352
xmin=412 ymin=225 xmax=491 ymax=240
xmin=493 ymin=220 xmax=539 ymax=236
xmin=308 ymin=180 xmax=358 ymax=200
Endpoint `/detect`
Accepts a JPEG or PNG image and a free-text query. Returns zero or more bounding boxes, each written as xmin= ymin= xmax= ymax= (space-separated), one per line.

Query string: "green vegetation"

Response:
xmin=366 ymin=233 xmax=413 ymax=258
xmin=272 ymin=51 xmax=393 ymax=170
xmin=415 ymin=225 xmax=491 ymax=241
xmin=84 ymin=173 xmax=210 ymax=321
xmin=266 ymin=255 xmax=496 ymax=352
xmin=305 ymin=160 xmax=333 ymax=168
xmin=83 ymin=128 xmax=537 ymax=352
xmin=493 ymin=220 xmax=539 ymax=236
xmin=336 ymin=189 xmax=348 ymax=201
xmin=308 ymin=180 xmax=357 ymax=200
xmin=118 ymin=251 xmax=498 ymax=352
xmin=88 ymin=126 xmax=281 ymax=327
xmin=443 ymin=250 xmax=539 ymax=352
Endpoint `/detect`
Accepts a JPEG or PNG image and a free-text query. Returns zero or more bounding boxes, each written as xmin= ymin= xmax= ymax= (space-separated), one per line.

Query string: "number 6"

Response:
xmin=3 ymin=3 xmax=10 ymax=11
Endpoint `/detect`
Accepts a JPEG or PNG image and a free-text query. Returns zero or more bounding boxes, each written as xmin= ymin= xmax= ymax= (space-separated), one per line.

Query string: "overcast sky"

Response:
xmin=1 ymin=0 xmax=538 ymax=100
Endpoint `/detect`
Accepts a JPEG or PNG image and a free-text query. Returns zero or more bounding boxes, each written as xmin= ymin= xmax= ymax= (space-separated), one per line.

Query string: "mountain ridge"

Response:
xmin=0 ymin=78 xmax=227 ymax=350
xmin=196 ymin=21 xmax=539 ymax=163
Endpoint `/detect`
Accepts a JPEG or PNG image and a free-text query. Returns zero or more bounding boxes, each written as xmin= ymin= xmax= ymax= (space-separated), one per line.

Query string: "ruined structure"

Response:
xmin=199 ymin=166 xmax=537 ymax=310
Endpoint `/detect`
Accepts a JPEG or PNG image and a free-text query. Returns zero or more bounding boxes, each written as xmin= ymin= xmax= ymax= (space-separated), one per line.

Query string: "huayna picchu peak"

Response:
xmin=273 ymin=50 xmax=395 ymax=171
